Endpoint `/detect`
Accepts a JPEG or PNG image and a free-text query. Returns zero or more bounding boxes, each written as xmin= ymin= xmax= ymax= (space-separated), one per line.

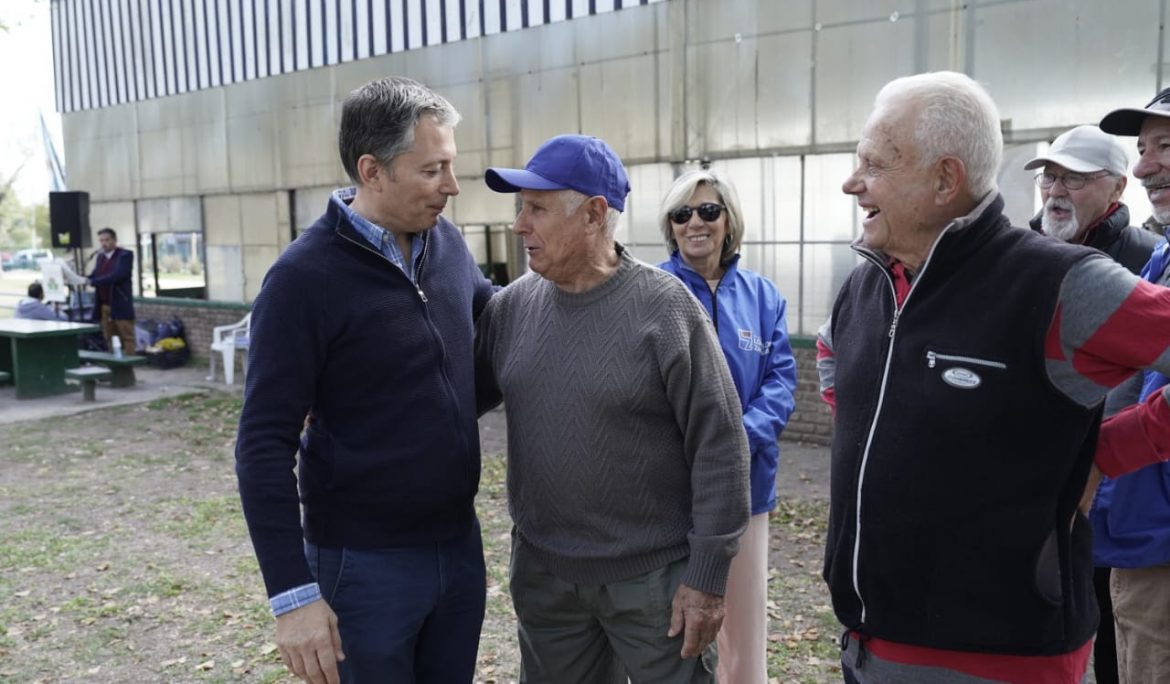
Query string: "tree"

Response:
xmin=0 ymin=171 xmax=50 ymax=252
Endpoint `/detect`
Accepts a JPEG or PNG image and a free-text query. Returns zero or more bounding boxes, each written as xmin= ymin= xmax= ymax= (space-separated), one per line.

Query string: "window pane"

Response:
xmin=710 ymin=158 xmax=765 ymax=244
xmin=803 ymin=154 xmax=857 ymax=242
xmin=624 ymin=162 xmax=677 ymax=247
xmin=294 ymin=186 xmax=335 ymax=234
xmin=802 ymin=243 xmax=861 ymax=335
xmin=739 ymin=242 xmax=800 ymax=334
xmin=974 ymin=0 xmax=1158 ymax=131
xmin=139 ymin=233 xmax=156 ymax=297
xmin=154 ymin=231 xmax=206 ymax=298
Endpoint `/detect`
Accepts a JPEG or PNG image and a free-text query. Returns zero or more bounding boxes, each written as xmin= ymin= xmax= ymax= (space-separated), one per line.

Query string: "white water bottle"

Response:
xmin=111 ymin=335 xmax=123 ymax=359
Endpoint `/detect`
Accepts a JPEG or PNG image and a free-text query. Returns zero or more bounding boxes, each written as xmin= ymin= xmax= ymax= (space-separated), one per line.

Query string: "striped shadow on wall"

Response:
xmin=51 ymin=0 xmax=664 ymax=114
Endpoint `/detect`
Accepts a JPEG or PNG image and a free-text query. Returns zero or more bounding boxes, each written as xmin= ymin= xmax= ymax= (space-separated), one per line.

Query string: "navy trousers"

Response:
xmin=306 ymin=520 xmax=486 ymax=684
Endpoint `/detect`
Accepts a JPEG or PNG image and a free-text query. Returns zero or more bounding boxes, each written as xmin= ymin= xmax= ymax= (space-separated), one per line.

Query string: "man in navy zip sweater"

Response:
xmin=235 ymin=77 xmax=495 ymax=684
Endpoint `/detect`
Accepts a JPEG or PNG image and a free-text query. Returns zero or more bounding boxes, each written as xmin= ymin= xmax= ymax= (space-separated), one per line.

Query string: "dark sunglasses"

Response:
xmin=668 ymin=202 xmax=724 ymax=224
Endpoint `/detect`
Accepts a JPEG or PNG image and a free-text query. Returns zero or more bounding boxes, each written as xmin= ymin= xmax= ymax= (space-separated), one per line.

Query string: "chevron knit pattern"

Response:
xmin=478 ymin=247 xmax=750 ymax=596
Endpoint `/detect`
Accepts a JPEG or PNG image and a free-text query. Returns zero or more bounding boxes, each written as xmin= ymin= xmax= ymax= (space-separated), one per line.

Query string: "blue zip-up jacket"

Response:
xmin=1092 ymin=232 xmax=1170 ymax=569
xmin=235 ymin=197 xmax=495 ymax=598
xmin=659 ymin=251 xmax=797 ymax=514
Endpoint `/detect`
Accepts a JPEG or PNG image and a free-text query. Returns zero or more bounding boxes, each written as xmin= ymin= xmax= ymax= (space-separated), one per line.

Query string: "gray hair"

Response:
xmin=875 ymin=71 xmax=1003 ymax=198
xmin=338 ymin=76 xmax=461 ymax=184
xmin=558 ymin=189 xmax=622 ymax=236
xmin=658 ymin=169 xmax=745 ymax=264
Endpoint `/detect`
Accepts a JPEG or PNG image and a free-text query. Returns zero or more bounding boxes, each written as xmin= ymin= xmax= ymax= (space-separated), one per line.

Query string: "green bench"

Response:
xmin=78 ymin=350 xmax=148 ymax=387
xmin=0 ymin=370 xmax=10 ymax=385
xmin=65 ymin=366 xmax=113 ymax=401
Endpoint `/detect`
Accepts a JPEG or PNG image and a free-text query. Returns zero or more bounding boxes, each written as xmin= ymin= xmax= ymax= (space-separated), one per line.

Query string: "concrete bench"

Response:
xmin=78 ymin=350 xmax=149 ymax=387
xmin=65 ymin=366 xmax=113 ymax=401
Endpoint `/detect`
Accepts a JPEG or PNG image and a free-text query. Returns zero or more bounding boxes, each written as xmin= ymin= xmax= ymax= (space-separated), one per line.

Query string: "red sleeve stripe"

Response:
xmin=1096 ymin=386 xmax=1170 ymax=478
xmin=1071 ymin=280 xmax=1170 ymax=378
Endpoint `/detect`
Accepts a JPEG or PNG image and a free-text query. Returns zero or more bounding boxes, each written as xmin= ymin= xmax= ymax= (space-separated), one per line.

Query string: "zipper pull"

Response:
xmin=418 ymin=288 xmax=428 ymax=303
xmin=926 ymin=351 xmax=936 ymax=368
xmin=887 ymin=309 xmax=901 ymax=338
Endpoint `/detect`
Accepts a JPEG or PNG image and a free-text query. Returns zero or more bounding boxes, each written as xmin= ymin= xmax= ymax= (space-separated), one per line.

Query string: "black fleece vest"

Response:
xmin=827 ymin=197 xmax=1103 ymax=655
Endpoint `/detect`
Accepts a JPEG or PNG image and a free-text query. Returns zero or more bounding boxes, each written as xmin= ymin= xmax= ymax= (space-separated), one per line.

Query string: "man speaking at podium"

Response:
xmin=86 ymin=227 xmax=136 ymax=354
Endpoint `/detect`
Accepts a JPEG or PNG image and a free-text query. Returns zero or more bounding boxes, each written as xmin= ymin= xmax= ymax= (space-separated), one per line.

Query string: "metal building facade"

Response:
xmin=52 ymin=0 xmax=1168 ymax=334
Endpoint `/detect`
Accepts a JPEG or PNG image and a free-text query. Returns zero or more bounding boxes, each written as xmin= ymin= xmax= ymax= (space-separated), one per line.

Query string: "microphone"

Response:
xmin=86 ymin=250 xmax=99 ymax=261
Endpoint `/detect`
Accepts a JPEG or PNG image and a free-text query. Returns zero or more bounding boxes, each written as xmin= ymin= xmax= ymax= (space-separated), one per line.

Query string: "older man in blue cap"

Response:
xmin=475 ymin=135 xmax=750 ymax=683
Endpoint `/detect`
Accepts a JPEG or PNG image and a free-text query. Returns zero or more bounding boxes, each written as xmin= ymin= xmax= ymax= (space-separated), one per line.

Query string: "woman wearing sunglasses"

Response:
xmin=658 ymin=169 xmax=798 ymax=683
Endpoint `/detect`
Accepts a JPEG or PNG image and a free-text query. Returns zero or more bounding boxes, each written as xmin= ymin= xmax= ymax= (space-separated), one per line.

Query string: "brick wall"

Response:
xmin=134 ymin=298 xmax=251 ymax=371
xmin=128 ymin=302 xmax=835 ymax=444
xmin=782 ymin=340 xmax=833 ymax=447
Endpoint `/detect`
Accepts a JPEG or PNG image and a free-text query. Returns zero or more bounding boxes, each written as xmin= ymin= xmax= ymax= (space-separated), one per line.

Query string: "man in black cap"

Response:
xmin=1091 ymin=91 xmax=1170 ymax=684
xmin=1024 ymin=123 xmax=1161 ymax=684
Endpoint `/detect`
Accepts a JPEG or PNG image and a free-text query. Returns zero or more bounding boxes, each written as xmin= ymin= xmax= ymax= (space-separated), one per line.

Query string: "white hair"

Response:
xmin=558 ymin=189 xmax=622 ymax=236
xmin=875 ymin=71 xmax=1003 ymax=197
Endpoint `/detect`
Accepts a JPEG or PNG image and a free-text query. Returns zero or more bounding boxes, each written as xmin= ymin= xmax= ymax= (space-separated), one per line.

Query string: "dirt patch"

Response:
xmin=0 ymin=396 xmax=838 ymax=683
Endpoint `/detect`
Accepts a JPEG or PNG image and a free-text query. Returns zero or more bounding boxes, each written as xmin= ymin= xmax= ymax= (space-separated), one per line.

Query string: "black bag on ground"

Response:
xmin=145 ymin=316 xmax=190 ymax=369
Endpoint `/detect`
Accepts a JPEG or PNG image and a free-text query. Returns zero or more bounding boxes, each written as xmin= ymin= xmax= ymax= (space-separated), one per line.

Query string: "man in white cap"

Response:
xmin=1089 ymin=89 xmax=1170 ymax=684
xmin=1025 ymin=125 xmax=1159 ymax=274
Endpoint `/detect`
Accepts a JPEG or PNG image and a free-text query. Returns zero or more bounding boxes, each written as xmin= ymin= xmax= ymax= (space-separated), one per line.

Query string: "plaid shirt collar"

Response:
xmin=331 ymin=187 xmax=426 ymax=282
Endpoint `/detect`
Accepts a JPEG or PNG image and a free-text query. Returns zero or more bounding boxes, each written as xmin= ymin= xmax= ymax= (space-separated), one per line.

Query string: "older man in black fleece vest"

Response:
xmin=817 ymin=71 xmax=1170 ymax=684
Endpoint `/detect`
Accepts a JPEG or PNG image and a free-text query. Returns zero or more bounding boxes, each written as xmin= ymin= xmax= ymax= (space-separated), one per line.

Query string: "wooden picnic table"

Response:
xmin=0 ymin=319 xmax=101 ymax=399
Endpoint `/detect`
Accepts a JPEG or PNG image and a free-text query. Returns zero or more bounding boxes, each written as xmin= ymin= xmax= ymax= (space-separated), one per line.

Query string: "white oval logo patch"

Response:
xmin=942 ymin=367 xmax=982 ymax=389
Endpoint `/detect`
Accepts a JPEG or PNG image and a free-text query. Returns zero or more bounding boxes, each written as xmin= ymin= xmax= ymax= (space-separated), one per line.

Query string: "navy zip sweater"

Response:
xmin=235 ymin=198 xmax=495 ymax=598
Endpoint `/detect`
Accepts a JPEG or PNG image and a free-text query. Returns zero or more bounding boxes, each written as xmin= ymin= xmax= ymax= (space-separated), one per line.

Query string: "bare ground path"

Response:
xmin=0 ymin=392 xmax=839 ymax=683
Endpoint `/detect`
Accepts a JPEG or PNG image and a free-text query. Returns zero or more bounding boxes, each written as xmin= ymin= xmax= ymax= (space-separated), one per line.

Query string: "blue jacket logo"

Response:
xmin=737 ymin=329 xmax=771 ymax=355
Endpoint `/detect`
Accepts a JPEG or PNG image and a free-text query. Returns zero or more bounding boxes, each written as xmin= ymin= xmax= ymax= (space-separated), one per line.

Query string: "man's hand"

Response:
xmin=1079 ymin=463 xmax=1104 ymax=517
xmin=667 ymin=584 xmax=724 ymax=659
xmin=275 ymin=600 xmax=345 ymax=684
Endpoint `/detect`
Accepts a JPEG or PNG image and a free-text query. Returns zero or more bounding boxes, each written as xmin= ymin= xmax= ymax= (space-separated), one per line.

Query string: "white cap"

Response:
xmin=1023 ymin=125 xmax=1128 ymax=176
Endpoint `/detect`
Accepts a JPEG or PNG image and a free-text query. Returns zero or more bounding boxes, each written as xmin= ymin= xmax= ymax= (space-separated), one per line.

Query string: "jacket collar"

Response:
xmin=667 ymin=250 xmax=740 ymax=283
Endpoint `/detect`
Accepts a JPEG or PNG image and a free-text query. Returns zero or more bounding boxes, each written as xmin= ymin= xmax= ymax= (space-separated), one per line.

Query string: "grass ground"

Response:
xmin=0 ymin=393 xmax=840 ymax=683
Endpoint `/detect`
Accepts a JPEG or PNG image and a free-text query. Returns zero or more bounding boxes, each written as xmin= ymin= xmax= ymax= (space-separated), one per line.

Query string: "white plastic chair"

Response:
xmin=208 ymin=313 xmax=251 ymax=385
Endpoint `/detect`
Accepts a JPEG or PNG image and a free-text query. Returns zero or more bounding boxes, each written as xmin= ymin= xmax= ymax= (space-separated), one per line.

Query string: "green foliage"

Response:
xmin=0 ymin=173 xmax=50 ymax=252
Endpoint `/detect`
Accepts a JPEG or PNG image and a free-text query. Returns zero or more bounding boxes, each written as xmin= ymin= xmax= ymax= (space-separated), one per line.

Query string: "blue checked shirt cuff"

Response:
xmin=269 ymin=583 xmax=322 ymax=617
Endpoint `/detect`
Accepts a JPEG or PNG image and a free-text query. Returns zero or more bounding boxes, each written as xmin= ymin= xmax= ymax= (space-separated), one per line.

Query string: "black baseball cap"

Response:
xmin=1099 ymin=87 xmax=1170 ymax=136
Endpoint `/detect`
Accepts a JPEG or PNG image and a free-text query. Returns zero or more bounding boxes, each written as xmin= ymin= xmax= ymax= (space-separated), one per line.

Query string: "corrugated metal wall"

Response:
xmin=53 ymin=0 xmax=1170 ymax=331
xmin=52 ymin=0 xmax=665 ymax=113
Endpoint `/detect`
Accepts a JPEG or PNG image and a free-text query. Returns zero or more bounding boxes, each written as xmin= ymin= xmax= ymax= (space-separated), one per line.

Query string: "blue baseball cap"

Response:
xmin=485 ymin=135 xmax=631 ymax=211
